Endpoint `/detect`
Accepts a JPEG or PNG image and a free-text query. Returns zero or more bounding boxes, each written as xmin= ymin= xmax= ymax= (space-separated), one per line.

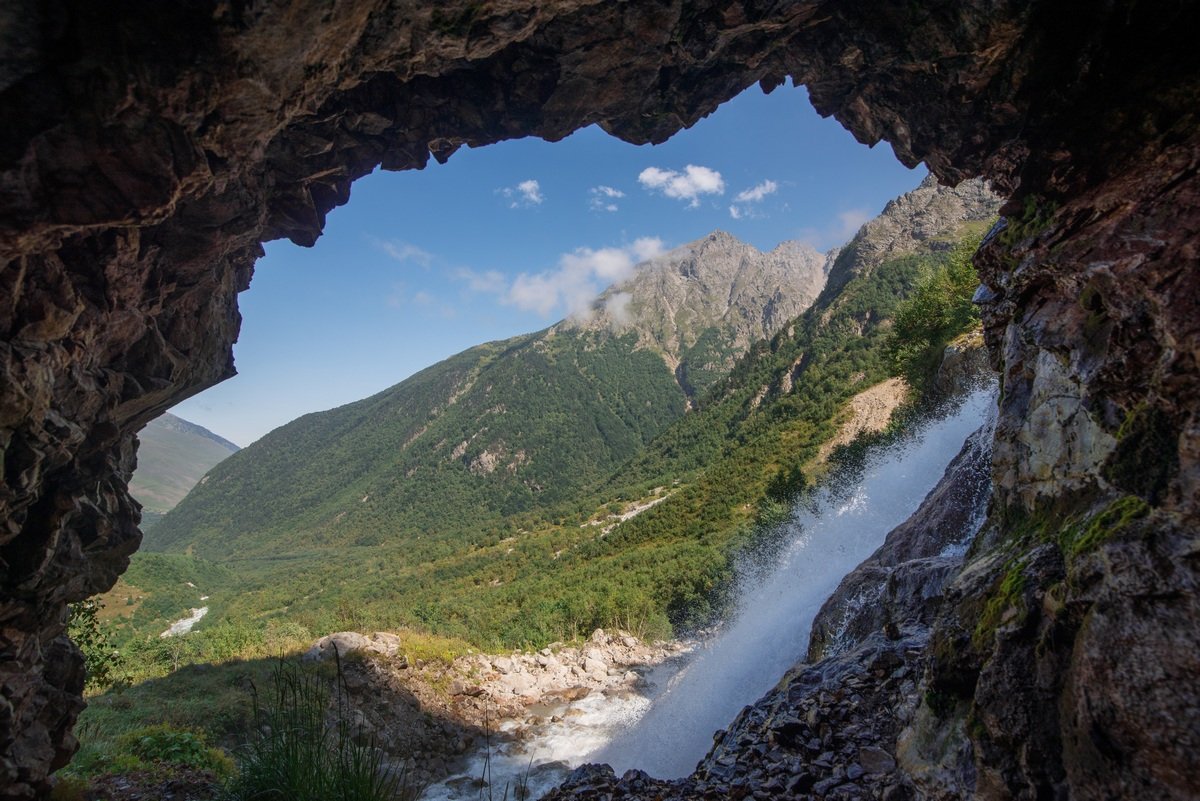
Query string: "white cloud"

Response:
xmin=734 ymin=180 xmax=778 ymax=204
xmin=412 ymin=290 xmax=434 ymax=306
xmin=458 ymin=237 xmax=666 ymax=319
xmin=500 ymin=179 xmax=544 ymax=208
xmin=376 ymin=239 xmax=433 ymax=268
xmin=836 ymin=209 xmax=872 ymax=238
xmin=454 ymin=267 xmax=507 ymax=294
xmin=638 ymin=165 xmax=724 ymax=207
xmin=606 ymin=291 xmax=634 ymax=327
xmin=729 ymin=179 xmax=779 ymax=219
xmin=630 ymin=237 xmax=665 ymax=262
xmin=589 ymin=185 xmax=625 ymax=212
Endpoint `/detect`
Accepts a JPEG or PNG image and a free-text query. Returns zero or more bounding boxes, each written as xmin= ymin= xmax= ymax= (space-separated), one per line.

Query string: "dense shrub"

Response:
xmin=68 ymin=600 xmax=121 ymax=691
xmin=887 ymin=235 xmax=984 ymax=388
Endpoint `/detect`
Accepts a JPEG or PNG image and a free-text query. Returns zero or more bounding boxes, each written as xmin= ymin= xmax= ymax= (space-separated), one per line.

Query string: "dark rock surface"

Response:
xmin=1 ymin=0 xmax=1198 ymax=797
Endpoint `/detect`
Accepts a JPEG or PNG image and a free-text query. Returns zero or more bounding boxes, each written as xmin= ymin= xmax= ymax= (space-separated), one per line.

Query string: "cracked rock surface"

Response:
xmin=2 ymin=0 xmax=1199 ymax=797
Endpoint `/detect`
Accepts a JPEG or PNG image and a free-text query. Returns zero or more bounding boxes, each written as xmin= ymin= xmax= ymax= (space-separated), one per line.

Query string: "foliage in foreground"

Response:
xmin=63 ymin=719 xmax=232 ymax=783
xmin=887 ymin=233 xmax=985 ymax=388
xmin=225 ymin=657 xmax=421 ymax=801
xmin=68 ymin=601 xmax=121 ymax=691
xmin=64 ymin=649 xmax=425 ymax=801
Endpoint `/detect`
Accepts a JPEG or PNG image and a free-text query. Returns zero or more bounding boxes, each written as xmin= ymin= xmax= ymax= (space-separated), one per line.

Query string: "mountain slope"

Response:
xmin=129 ymin=413 xmax=240 ymax=525
xmin=146 ymin=232 xmax=830 ymax=558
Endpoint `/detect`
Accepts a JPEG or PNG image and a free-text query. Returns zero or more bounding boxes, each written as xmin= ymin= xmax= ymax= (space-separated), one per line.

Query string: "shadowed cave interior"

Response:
xmin=0 ymin=1 xmax=1198 ymax=798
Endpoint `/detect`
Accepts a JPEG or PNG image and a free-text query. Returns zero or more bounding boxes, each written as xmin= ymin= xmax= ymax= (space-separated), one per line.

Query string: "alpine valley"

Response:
xmin=113 ymin=176 xmax=998 ymax=649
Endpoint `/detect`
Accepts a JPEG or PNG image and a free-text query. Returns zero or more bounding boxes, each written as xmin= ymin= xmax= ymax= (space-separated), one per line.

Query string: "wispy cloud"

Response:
xmin=375 ymin=239 xmax=433 ymax=268
xmin=387 ymin=285 xmax=458 ymax=318
xmin=638 ymin=165 xmax=724 ymax=207
xmin=734 ymin=180 xmax=779 ymax=204
xmin=500 ymin=179 xmax=544 ymax=208
xmin=459 ymin=237 xmax=666 ymax=319
xmin=606 ymin=291 xmax=634 ymax=327
xmin=454 ymin=267 xmax=506 ymax=294
xmin=729 ymin=179 xmax=779 ymax=220
xmin=589 ymin=185 xmax=625 ymax=212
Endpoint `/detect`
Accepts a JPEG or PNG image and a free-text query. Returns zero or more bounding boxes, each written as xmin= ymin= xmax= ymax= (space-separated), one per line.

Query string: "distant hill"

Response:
xmin=130 ymin=413 xmax=239 ymax=527
xmin=145 ymin=232 xmax=831 ymax=558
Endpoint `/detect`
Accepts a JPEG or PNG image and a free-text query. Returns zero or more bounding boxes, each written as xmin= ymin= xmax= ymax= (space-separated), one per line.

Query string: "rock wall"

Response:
xmin=1 ymin=0 xmax=1198 ymax=796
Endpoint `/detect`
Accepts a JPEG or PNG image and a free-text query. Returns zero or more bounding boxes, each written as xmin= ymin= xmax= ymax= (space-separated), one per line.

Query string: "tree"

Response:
xmin=68 ymin=600 xmax=121 ymax=690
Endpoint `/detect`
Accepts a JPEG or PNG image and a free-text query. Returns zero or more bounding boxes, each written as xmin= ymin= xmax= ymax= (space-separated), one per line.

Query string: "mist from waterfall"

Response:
xmin=593 ymin=386 xmax=995 ymax=779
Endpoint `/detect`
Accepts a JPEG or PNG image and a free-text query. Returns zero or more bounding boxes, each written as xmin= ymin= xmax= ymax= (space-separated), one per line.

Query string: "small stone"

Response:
xmin=857 ymin=746 xmax=896 ymax=773
xmin=813 ymin=776 xmax=845 ymax=795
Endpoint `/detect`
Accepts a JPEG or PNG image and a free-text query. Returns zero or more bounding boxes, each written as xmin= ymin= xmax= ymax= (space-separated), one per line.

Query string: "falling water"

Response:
xmin=594 ymin=386 xmax=995 ymax=778
xmin=421 ymin=386 xmax=995 ymax=798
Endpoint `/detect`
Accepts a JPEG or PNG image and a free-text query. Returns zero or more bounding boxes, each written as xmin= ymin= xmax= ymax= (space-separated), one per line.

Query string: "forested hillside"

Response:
xmin=129 ymin=413 xmax=240 ymax=529
xmin=147 ymin=230 xmax=830 ymax=559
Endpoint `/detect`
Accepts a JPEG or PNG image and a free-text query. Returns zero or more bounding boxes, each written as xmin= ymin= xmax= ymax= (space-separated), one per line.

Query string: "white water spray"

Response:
xmin=594 ymin=386 xmax=995 ymax=778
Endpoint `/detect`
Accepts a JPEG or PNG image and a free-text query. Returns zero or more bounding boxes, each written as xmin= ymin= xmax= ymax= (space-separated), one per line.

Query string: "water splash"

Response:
xmin=594 ymin=387 xmax=995 ymax=778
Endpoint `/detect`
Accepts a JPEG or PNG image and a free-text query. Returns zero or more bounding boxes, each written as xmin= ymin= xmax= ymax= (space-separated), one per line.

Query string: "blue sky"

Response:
xmin=173 ymin=83 xmax=923 ymax=445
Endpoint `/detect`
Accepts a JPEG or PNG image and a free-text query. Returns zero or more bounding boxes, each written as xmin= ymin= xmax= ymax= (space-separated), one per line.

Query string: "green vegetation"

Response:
xmin=1064 ymin=495 xmax=1150 ymax=556
xmin=107 ymin=222 xmax=990 ymax=653
xmin=63 ymin=620 xmax=459 ymax=793
xmin=972 ymin=560 xmax=1026 ymax=649
xmin=226 ymin=658 xmax=420 ymax=801
xmin=887 ymin=234 xmax=985 ymax=390
xmin=130 ymin=412 xmax=239 ymax=517
xmin=148 ymin=328 xmax=685 ymax=560
xmin=65 ymin=720 xmax=233 ymax=782
xmin=1102 ymin=403 xmax=1179 ymax=503
xmin=68 ymin=601 xmax=121 ymax=691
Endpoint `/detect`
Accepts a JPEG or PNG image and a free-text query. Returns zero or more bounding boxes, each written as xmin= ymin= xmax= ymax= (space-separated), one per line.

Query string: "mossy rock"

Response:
xmin=1102 ymin=404 xmax=1178 ymax=503
xmin=1061 ymin=495 xmax=1150 ymax=558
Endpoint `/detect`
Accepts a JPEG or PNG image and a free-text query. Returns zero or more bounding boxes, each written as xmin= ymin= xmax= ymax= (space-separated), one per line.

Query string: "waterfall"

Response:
xmin=421 ymin=386 xmax=995 ymax=799
xmin=593 ymin=386 xmax=995 ymax=778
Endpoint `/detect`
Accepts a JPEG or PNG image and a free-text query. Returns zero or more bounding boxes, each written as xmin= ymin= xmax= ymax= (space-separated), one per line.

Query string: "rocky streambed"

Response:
xmin=304 ymin=628 xmax=690 ymax=794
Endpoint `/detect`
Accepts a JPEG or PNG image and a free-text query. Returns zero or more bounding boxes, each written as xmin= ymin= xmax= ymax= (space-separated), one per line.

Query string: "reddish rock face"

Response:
xmin=1 ymin=0 xmax=1197 ymax=797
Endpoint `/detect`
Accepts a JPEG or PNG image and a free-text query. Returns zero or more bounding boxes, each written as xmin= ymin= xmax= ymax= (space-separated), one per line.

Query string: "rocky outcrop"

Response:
xmin=574 ymin=232 xmax=831 ymax=396
xmin=302 ymin=628 xmax=683 ymax=785
xmin=305 ymin=628 xmax=683 ymax=726
xmin=822 ymin=176 xmax=999 ymax=297
xmin=1 ymin=0 xmax=1198 ymax=796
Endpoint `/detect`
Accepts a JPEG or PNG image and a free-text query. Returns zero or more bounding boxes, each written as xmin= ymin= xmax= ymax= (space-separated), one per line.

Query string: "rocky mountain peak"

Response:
xmin=565 ymin=230 xmax=831 ymax=393
xmin=824 ymin=177 xmax=1000 ymax=295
